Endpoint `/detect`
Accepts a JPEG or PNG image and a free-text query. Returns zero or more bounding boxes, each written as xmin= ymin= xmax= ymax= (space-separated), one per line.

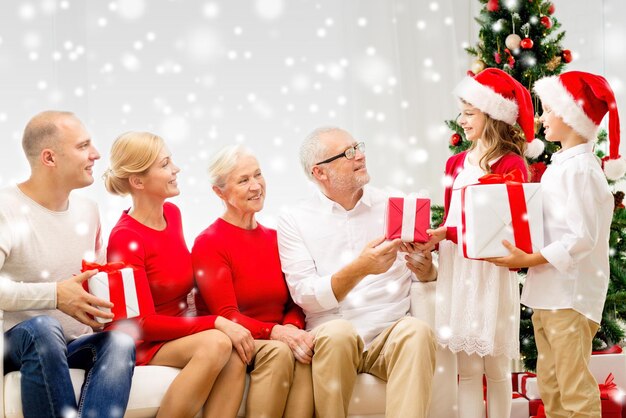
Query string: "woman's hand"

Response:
xmin=215 ymin=316 xmax=255 ymax=364
xmin=270 ymin=324 xmax=315 ymax=364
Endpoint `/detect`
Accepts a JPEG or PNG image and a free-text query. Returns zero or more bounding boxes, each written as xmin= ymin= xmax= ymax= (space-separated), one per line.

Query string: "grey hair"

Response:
xmin=207 ymin=144 xmax=256 ymax=188
xmin=299 ymin=126 xmax=343 ymax=181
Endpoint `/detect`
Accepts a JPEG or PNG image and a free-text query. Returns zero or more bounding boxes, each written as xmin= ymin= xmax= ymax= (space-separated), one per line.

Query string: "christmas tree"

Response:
xmin=437 ymin=0 xmax=626 ymax=371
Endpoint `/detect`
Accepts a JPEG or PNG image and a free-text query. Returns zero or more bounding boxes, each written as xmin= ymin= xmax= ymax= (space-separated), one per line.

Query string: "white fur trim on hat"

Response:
xmin=533 ymin=76 xmax=599 ymax=142
xmin=453 ymin=76 xmax=518 ymax=125
xmin=525 ymin=138 xmax=545 ymax=158
xmin=604 ymin=157 xmax=626 ymax=181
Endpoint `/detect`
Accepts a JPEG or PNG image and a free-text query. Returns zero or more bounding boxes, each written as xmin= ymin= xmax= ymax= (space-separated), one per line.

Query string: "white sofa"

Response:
xmin=1 ymin=281 xmax=458 ymax=418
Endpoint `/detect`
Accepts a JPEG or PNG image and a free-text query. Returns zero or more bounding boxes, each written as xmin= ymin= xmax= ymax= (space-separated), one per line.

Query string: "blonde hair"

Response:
xmin=22 ymin=110 xmax=76 ymax=164
xmin=207 ymin=145 xmax=255 ymax=189
xmin=471 ymin=115 xmax=529 ymax=174
xmin=104 ymin=131 xmax=165 ymax=196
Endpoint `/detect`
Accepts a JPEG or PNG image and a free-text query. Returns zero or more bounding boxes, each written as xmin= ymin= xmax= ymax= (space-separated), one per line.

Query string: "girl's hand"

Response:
xmin=215 ymin=317 xmax=255 ymax=364
xmin=485 ymin=240 xmax=547 ymax=269
xmin=270 ymin=324 xmax=315 ymax=364
xmin=410 ymin=226 xmax=447 ymax=252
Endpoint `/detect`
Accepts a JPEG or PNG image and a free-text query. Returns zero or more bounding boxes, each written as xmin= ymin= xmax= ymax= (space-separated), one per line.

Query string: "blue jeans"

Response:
xmin=3 ymin=316 xmax=136 ymax=418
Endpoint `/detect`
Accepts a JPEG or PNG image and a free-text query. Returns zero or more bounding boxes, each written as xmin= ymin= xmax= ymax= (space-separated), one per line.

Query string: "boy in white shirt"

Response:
xmin=489 ymin=71 xmax=625 ymax=417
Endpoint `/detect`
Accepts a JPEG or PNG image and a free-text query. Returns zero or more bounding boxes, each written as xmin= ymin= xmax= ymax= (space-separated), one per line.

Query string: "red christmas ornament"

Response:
xmin=487 ymin=0 xmax=499 ymax=12
xmin=494 ymin=51 xmax=502 ymax=64
xmin=540 ymin=16 xmax=552 ymax=29
xmin=561 ymin=49 xmax=573 ymax=63
xmin=547 ymin=3 xmax=555 ymax=14
xmin=450 ymin=133 xmax=461 ymax=146
xmin=520 ymin=38 xmax=534 ymax=49
xmin=504 ymin=48 xmax=515 ymax=68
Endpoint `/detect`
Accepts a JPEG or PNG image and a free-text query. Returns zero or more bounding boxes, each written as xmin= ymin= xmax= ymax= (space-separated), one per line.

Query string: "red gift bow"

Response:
xmin=81 ymin=260 xmax=129 ymax=273
xmin=593 ymin=345 xmax=623 ymax=355
xmin=599 ymin=373 xmax=617 ymax=400
xmin=460 ymin=168 xmax=533 ymax=258
xmin=477 ymin=168 xmax=525 ymax=185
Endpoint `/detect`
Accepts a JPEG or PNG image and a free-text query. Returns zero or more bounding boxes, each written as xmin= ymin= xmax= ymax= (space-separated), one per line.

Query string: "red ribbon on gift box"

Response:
xmin=460 ymin=168 xmax=532 ymax=258
xmin=81 ymin=261 xmax=133 ymax=320
xmin=600 ymin=373 xmax=618 ymax=400
xmin=82 ymin=260 xmax=129 ymax=273
xmin=80 ymin=260 xmax=155 ymax=321
xmin=520 ymin=372 xmax=537 ymax=397
xmin=593 ymin=345 xmax=624 ymax=355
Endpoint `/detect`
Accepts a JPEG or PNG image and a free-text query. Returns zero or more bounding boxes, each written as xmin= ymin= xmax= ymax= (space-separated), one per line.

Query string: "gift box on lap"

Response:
xmin=459 ymin=170 xmax=543 ymax=259
xmin=81 ymin=260 xmax=154 ymax=324
xmin=385 ymin=197 xmax=430 ymax=243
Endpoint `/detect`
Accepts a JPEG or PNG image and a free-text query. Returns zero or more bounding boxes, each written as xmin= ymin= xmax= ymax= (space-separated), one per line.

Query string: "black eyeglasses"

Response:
xmin=315 ymin=142 xmax=365 ymax=165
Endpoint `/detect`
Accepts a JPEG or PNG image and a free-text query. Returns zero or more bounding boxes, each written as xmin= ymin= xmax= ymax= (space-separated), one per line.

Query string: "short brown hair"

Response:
xmin=22 ymin=110 xmax=75 ymax=163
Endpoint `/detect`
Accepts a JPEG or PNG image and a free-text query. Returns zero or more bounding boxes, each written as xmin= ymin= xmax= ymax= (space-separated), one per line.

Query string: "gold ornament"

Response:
xmin=546 ymin=55 xmax=562 ymax=71
xmin=471 ymin=59 xmax=486 ymax=74
xmin=534 ymin=114 xmax=542 ymax=132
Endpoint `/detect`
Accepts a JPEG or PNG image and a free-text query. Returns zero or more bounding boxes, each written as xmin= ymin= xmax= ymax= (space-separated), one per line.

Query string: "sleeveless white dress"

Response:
xmin=435 ymin=158 xmax=520 ymax=359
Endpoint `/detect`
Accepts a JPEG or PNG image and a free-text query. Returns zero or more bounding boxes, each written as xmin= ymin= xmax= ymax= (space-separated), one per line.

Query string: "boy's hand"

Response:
xmin=486 ymin=240 xmax=546 ymax=269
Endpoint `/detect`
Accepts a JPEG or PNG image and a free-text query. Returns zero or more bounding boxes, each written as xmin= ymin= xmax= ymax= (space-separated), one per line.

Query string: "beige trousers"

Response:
xmin=532 ymin=308 xmax=601 ymax=418
xmin=245 ymin=340 xmax=314 ymax=418
xmin=311 ymin=317 xmax=437 ymax=418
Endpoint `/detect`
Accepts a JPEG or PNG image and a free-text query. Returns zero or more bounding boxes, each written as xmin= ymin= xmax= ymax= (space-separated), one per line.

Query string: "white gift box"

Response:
xmin=511 ymin=395 xmax=530 ymax=418
xmin=86 ymin=268 xmax=141 ymax=324
xmin=459 ymin=182 xmax=543 ymax=259
xmin=518 ymin=374 xmax=541 ymax=400
xmin=589 ymin=351 xmax=626 ymax=389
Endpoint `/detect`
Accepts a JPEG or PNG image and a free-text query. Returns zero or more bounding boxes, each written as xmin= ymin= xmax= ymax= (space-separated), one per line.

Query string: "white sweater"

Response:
xmin=0 ymin=185 xmax=104 ymax=340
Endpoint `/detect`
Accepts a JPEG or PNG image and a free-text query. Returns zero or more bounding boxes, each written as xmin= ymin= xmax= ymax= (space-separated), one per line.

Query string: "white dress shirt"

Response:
xmin=277 ymin=185 xmax=413 ymax=347
xmin=521 ymin=142 xmax=613 ymax=324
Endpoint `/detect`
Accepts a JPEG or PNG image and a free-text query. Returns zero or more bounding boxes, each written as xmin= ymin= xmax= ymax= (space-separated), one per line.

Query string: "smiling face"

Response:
xmin=316 ymin=129 xmax=369 ymax=194
xmin=53 ymin=116 xmax=101 ymax=190
xmin=217 ymin=154 xmax=266 ymax=215
xmin=458 ymin=101 xmax=487 ymax=143
xmin=539 ymin=102 xmax=571 ymax=143
xmin=140 ymin=145 xmax=181 ymax=199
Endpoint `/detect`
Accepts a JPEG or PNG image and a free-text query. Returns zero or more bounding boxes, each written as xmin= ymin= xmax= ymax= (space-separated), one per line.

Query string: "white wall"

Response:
xmin=0 ymin=0 xmax=623 ymax=245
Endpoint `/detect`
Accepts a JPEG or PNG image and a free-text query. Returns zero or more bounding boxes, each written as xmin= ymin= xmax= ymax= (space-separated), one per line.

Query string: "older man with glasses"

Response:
xmin=277 ymin=126 xmax=438 ymax=418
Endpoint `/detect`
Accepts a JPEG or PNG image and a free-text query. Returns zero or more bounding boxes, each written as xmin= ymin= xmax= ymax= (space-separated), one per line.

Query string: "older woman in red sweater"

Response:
xmin=192 ymin=145 xmax=313 ymax=418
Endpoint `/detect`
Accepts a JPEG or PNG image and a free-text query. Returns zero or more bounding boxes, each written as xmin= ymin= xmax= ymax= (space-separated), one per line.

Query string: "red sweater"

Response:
xmin=442 ymin=151 xmax=528 ymax=243
xmin=192 ymin=218 xmax=304 ymax=340
xmin=107 ymin=202 xmax=217 ymax=365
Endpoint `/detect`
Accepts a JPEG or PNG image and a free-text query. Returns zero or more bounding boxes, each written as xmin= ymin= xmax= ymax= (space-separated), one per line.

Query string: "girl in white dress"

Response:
xmin=421 ymin=68 xmax=542 ymax=418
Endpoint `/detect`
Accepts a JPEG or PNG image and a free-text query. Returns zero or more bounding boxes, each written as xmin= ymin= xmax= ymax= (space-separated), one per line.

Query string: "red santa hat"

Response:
xmin=453 ymin=68 xmax=544 ymax=158
xmin=533 ymin=71 xmax=626 ymax=180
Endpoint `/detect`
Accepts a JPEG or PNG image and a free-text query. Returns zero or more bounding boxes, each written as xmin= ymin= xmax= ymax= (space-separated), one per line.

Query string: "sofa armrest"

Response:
xmin=409 ymin=281 xmax=459 ymax=418
xmin=409 ymin=281 xmax=436 ymax=329
xmin=1 ymin=309 xmax=5 ymax=418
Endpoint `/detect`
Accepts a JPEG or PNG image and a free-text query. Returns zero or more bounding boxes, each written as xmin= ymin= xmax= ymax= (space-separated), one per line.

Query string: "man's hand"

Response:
xmin=357 ymin=236 xmax=401 ymax=276
xmin=332 ymin=237 xmax=401 ymax=302
xmin=56 ymin=270 xmax=115 ymax=329
xmin=214 ymin=316 xmax=255 ymax=365
xmin=401 ymin=243 xmax=437 ymax=281
xmin=411 ymin=226 xmax=447 ymax=252
xmin=485 ymin=240 xmax=547 ymax=269
xmin=270 ymin=324 xmax=315 ymax=364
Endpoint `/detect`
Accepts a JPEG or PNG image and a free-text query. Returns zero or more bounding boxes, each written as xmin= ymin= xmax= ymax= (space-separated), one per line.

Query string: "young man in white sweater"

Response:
xmin=0 ymin=111 xmax=135 ymax=418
